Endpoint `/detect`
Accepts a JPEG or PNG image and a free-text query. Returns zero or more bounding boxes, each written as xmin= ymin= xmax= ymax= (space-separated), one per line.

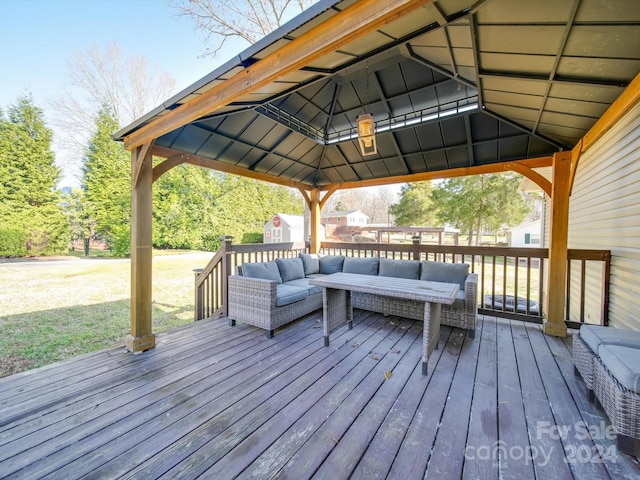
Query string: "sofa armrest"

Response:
xmin=228 ymin=274 xmax=278 ymax=311
xmin=464 ymin=273 xmax=478 ymax=311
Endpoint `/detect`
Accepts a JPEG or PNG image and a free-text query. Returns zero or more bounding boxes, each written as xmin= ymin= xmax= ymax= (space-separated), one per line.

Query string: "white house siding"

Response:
xmin=567 ymin=101 xmax=640 ymax=330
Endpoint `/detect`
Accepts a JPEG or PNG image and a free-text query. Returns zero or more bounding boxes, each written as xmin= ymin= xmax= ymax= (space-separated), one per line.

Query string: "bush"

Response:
xmin=241 ymin=232 xmax=263 ymax=244
xmin=0 ymin=227 xmax=28 ymax=256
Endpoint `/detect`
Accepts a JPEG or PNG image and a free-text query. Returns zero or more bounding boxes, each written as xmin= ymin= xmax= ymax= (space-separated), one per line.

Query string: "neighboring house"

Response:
xmin=321 ymin=210 xmax=368 ymax=226
xmin=508 ymin=220 xmax=542 ymax=248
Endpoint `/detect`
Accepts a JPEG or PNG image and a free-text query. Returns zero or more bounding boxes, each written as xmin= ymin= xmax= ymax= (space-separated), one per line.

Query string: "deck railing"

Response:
xmin=194 ymin=237 xmax=611 ymax=328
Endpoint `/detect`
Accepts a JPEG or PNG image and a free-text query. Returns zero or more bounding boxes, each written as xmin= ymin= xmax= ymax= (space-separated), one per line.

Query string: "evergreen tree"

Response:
xmin=388 ymin=181 xmax=436 ymax=226
xmin=61 ymin=188 xmax=96 ymax=255
xmin=82 ymin=106 xmax=131 ymax=255
xmin=153 ymin=165 xmax=221 ymax=250
xmin=430 ymin=173 xmax=529 ymax=245
xmin=153 ymin=167 xmax=304 ymax=251
xmin=0 ymin=96 xmax=69 ymax=255
xmin=203 ymin=174 xmax=304 ymax=249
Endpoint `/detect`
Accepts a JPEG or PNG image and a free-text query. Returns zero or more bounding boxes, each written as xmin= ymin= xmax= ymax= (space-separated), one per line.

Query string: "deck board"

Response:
xmin=0 ymin=312 xmax=638 ymax=479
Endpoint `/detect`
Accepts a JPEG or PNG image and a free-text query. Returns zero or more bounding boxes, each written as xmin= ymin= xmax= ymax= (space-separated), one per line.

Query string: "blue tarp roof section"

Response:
xmin=114 ymin=0 xmax=640 ymax=189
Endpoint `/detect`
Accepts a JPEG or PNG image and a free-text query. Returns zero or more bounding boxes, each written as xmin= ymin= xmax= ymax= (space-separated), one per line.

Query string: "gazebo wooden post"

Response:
xmin=127 ymin=146 xmax=155 ymax=353
xmin=309 ymin=188 xmax=322 ymax=254
xmin=543 ymin=151 xmax=571 ymax=337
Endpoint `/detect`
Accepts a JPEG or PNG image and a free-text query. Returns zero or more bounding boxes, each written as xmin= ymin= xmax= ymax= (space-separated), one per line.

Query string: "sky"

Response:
xmin=0 ymin=0 xmax=246 ymax=186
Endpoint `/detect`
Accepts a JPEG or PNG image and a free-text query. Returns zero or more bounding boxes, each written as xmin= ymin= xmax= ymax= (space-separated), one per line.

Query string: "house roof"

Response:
xmin=322 ymin=210 xmax=368 ymax=218
xmin=269 ymin=213 xmax=305 ymax=227
xmin=114 ymin=0 xmax=640 ymax=191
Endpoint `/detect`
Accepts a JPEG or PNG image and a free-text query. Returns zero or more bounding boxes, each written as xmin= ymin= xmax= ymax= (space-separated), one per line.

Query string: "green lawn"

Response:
xmin=0 ymin=251 xmax=213 ymax=378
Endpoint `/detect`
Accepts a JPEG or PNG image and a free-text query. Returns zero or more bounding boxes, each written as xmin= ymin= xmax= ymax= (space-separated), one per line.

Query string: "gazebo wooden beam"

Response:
xmin=150 ymin=145 xmax=310 ymax=190
xmin=123 ymin=0 xmax=434 ymax=151
xmin=322 ymin=156 xmax=554 ymax=191
xmin=544 ymin=151 xmax=571 ymax=338
xmin=128 ymin=147 xmax=155 ymax=353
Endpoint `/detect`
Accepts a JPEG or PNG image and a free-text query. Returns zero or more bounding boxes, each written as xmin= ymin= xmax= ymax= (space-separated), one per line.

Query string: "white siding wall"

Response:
xmin=568 ymin=102 xmax=640 ymax=330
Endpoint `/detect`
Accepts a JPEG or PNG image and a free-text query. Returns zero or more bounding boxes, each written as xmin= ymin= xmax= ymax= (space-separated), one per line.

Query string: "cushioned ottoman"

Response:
xmin=593 ymin=345 xmax=640 ymax=455
xmin=573 ymin=325 xmax=640 ymax=401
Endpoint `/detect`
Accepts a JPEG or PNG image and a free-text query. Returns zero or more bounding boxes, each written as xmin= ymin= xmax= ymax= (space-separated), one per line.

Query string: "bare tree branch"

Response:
xmin=170 ymin=0 xmax=318 ymax=57
xmin=49 ymin=43 xmax=176 ymax=179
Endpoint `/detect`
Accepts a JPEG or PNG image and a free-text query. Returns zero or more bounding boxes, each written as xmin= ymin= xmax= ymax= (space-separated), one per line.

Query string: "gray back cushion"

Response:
xmin=420 ymin=261 xmax=469 ymax=289
xmin=342 ymin=256 xmax=379 ymax=275
xmin=242 ymin=261 xmax=282 ymax=283
xmin=276 ymin=257 xmax=306 ymax=282
xmin=319 ymin=255 xmax=345 ymax=274
xmin=299 ymin=253 xmax=320 ymax=275
xmin=378 ymin=257 xmax=420 ymax=279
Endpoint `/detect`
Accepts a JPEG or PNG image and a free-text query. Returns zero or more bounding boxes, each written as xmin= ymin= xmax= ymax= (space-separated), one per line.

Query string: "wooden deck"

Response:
xmin=1 ymin=312 xmax=638 ymax=479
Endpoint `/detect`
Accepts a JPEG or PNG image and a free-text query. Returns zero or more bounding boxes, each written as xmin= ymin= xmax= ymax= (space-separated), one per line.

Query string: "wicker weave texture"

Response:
xmin=228 ymin=275 xmax=322 ymax=332
xmin=351 ymin=272 xmax=478 ymax=333
xmin=423 ymin=302 xmax=441 ymax=364
xmin=593 ymin=358 xmax=640 ymax=439
xmin=322 ymin=288 xmax=352 ymax=338
xmin=573 ymin=333 xmax=596 ymax=390
xmin=228 ymin=271 xmax=478 ymax=337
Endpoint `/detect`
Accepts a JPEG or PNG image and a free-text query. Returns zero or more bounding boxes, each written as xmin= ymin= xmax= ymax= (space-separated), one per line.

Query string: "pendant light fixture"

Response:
xmin=357 ymin=63 xmax=377 ymax=156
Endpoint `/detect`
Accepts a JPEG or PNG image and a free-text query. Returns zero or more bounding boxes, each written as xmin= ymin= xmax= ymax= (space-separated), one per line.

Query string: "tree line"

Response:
xmin=0 ymin=93 xmax=534 ymax=257
xmin=0 ymin=96 xmax=302 ymax=257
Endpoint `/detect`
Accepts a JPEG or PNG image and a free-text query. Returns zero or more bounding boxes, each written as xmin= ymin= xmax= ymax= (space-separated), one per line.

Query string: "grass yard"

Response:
xmin=0 ymin=251 xmax=213 ymax=378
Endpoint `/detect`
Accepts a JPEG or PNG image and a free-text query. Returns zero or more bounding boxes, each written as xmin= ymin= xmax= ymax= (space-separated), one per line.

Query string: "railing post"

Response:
xmin=193 ymin=268 xmax=204 ymax=321
xmin=412 ymin=235 xmax=421 ymax=261
xmin=220 ymin=236 xmax=234 ymax=317
xmin=602 ymin=251 xmax=611 ymax=326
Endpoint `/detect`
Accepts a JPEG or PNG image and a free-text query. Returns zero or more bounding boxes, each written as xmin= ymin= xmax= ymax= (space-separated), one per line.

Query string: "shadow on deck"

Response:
xmin=1 ymin=312 xmax=638 ymax=479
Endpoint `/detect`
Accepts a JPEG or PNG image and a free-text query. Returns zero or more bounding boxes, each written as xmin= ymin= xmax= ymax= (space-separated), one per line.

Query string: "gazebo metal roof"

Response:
xmin=114 ymin=0 xmax=640 ymax=190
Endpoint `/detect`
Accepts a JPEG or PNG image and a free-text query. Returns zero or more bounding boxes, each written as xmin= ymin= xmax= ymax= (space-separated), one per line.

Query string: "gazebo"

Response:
xmin=114 ymin=0 xmax=640 ymax=353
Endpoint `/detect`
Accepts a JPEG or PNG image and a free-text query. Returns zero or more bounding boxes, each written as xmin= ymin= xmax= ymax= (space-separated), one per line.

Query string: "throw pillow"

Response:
xmin=420 ymin=260 xmax=469 ymax=289
xmin=378 ymin=257 xmax=420 ymax=279
xmin=299 ymin=253 xmax=320 ymax=275
xmin=319 ymin=255 xmax=345 ymax=274
xmin=241 ymin=261 xmax=283 ymax=283
xmin=342 ymin=256 xmax=379 ymax=275
xmin=276 ymin=257 xmax=306 ymax=282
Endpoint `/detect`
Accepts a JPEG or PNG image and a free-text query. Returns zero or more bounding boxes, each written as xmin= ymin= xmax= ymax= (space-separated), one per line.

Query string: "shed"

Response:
xmin=264 ymin=214 xmax=305 ymax=243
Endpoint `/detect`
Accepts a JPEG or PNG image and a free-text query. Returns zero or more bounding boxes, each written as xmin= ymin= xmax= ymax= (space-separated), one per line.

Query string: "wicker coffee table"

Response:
xmin=309 ymin=272 xmax=459 ymax=375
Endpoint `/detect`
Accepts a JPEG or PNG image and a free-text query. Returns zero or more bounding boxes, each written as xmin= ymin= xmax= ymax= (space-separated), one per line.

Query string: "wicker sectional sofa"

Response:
xmin=227 ymin=253 xmax=478 ymax=339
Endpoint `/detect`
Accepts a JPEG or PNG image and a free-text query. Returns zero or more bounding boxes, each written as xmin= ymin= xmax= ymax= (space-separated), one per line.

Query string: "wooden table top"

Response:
xmin=309 ymin=272 xmax=459 ymax=305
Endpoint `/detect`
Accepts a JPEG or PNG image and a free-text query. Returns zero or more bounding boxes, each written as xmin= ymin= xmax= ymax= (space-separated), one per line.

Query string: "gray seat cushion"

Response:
xmin=305 ymin=273 xmax=327 ymax=279
xmin=580 ymin=324 xmax=640 ymax=354
xmin=420 ymin=261 xmax=469 ymax=289
xmin=598 ymin=344 xmax=640 ymax=393
xmin=342 ymin=256 xmax=379 ymax=275
xmin=242 ymin=261 xmax=282 ymax=284
xmin=378 ymin=257 xmax=420 ymax=279
xmin=285 ymin=278 xmax=323 ymax=295
xmin=319 ymin=255 xmax=345 ymax=274
xmin=276 ymin=284 xmax=309 ymax=306
xmin=276 ymin=257 xmax=305 ymax=282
